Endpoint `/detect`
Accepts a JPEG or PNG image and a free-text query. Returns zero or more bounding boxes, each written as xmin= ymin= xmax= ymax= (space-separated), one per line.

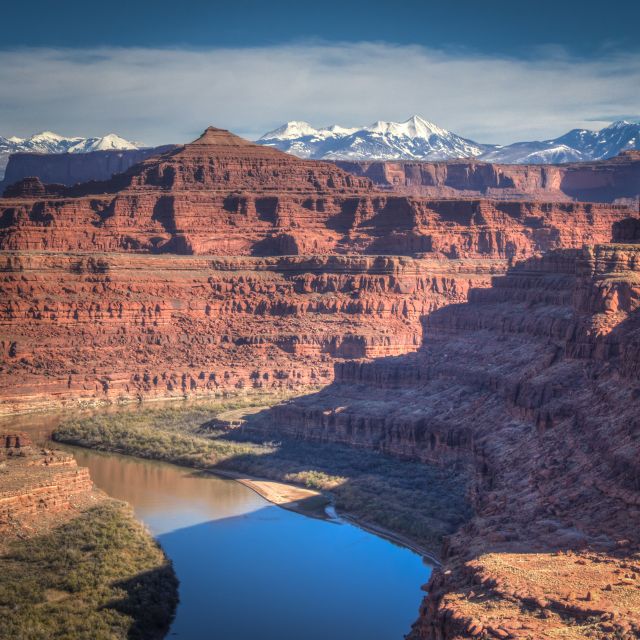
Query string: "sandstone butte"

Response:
xmin=1 ymin=126 xmax=639 ymax=639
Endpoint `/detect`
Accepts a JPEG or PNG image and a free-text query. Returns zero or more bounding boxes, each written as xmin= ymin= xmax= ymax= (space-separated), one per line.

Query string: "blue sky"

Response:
xmin=4 ymin=0 xmax=639 ymax=56
xmin=2 ymin=0 xmax=639 ymax=144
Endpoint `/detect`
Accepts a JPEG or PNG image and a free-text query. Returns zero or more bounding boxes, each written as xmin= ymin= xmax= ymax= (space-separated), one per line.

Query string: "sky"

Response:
xmin=1 ymin=0 xmax=639 ymax=145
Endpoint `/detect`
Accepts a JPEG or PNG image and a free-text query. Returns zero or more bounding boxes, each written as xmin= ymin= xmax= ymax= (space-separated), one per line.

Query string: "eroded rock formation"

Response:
xmin=0 ymin=251 xmax=502 ymax=413
xmin=1 ymin=126 xmax=639 ymax=637
xmin=261 ymin=243 xmax=640 ymax=639
xmin=0 ymin=128 xmax=634 ymax=259
xmin=0 ymin=128 xmax=637 ymax=414
xmin=0 ymin=432 xmax=98 ymax=540
xmin=336 ymin=150 xmax=640 ymax=203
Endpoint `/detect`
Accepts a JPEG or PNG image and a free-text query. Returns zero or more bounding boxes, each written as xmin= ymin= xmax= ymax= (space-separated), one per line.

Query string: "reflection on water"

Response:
xmin=7 ymin=412 xmax=431 ymax=640
xmin=71 ymin=448 xmax=265 ymax=536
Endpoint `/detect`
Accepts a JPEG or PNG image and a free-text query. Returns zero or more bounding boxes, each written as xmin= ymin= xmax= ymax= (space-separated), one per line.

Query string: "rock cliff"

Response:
xmin=336 ymin=150 xmax=640 ymax=203
xmin=261 ymin=243 xmax=640 ymax=639
xmin=0 ymin=145 xmax=178 ymax=192
xmin=0 ymin=128 xmax=637 ymax=414
xmin=1 ymin=127 xmax=639 ymax=637
xmin=0 ymin=251 xmax=501 ymax=413
xmin=1 ymin=129 xmax=634 ymax=259
xmin=0 ymin=432 xmax=98 ymax=540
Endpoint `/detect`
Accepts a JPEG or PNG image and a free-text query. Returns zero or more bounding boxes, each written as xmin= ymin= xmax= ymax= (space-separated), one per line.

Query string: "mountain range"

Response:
xmin=257 ymin=115 xmax=640 ymax=164
xmin=2 ymin=118 xmax=639 ymax=183
xmin=0 ymin=131 xmax=139 ymax=178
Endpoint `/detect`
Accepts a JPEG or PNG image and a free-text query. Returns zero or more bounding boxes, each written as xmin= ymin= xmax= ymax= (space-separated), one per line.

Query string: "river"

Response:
xmin=7 ymin=411 xmax=431 ymax=640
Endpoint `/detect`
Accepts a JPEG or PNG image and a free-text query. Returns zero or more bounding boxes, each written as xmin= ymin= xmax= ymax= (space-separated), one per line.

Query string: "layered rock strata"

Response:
xmin=1 ymin=128 xmax=639 ymax=636
xmin=1 ymin=128 xmax=636 ymax=414
xmin=6 ymin=144 xmax=639 ymax=205
xmin=0 ymin=145 xmax=178 ymax=192
xmin=262 ymin=243 xmax=640 ymax=639
xmin=0 ymin=432 xmax=99 ymax=540
xmin=0 ymin=251 xmax=501 ymax=414
xmin=336 ymin=150 xmax=640 ymax=203
xmin=0 ymin=129 xmax=635 ymax=259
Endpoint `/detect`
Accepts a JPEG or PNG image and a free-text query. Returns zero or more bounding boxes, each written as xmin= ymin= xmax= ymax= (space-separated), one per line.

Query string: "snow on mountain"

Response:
xmin=479 ymin=142 xmax=587 ymax=165
xmin=256 ymin=116 xmax=640 ymax=164
xmin=367 ymin=115 xmax=449 ymax=139
xmin=260 ymin=121 xmax=320 ymax=141
xmin=68 ymin=134 xmax=138 ymax=153
xmin=0 ymin=131 xmax=140 ymax=179
xmin=258 ymin=115 xmax=488 ymax=161
xmin=484 ymin=121 xmax=640 ymax=164
xmin=326 ymin=125 xmax=360 ymax=136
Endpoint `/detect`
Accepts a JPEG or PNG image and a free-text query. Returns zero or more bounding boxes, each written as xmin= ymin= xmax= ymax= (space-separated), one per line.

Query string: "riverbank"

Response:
xmin=0 ymin=438 xmax=178 ymax=640
xmin=207 ymin=468 xmax=331 ymax=519
xmin=52 ymin=395 xmax=471 ymax=557
xmin=200 ymin=468 xmax=440 ymax=562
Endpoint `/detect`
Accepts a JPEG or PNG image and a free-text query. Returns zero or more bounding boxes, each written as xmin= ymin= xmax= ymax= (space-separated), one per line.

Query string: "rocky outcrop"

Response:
xmin=0 ymin=145 xmax=178 ymax=192
xmin=0 ymin=251 xmax=501 ymax=414
xmin=260 ymin=243 xmax=640 ymax=639
xmin=1 ymin=127 xmax=639 ymax=635
xmin=336 ymin=150 xmax=640 ymax=203
xmin=0 ymin=432 xmax=98 ymax=540
xmin=1 ymin=128 xmax=636 ymax=414
xmin=1 ymin=128 xmax=635 ymax=258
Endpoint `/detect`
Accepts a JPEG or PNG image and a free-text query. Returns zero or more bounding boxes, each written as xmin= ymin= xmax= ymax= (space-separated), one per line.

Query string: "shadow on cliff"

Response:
xmin=206 ymin=245 xmax=640 ymax=560
xmin=198 ymin=424 xmax=472 ymax=554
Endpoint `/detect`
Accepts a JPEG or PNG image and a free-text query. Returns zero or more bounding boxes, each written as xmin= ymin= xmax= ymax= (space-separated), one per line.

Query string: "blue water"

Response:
xmin=64 ymin=447 xmax=431 ymax=640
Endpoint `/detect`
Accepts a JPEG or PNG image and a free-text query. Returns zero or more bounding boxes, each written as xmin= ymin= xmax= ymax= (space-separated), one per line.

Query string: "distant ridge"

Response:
xmin=0 ymin=130 xmax=140 ymax=180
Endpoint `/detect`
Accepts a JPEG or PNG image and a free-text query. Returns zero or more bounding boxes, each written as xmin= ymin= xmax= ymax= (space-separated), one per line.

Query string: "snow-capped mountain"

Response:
xmin=257 ymin=117 xmax=640 ymax=164
xmin=0 ymin=131 xmax=139 ymax=179
xmin=482 ymin=121 xmax=640 ymax=164
xmin=258 ymin=115 xmax=488 ymax=160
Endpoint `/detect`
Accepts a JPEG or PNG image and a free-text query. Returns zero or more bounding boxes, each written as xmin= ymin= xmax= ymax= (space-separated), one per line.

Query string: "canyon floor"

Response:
xmin=52 ymin=394 xmax=471 ymax=554
xmin=1 ymin=128 xmax=639 ymax=639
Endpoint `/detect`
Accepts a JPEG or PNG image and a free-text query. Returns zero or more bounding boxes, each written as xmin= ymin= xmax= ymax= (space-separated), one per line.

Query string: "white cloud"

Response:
xmin=1 ymin=43 xmax=639 ymax=145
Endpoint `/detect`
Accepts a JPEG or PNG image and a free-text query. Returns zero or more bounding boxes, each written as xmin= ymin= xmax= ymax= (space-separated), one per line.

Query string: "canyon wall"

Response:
xmin=5 ymin=146 xmax=639 ymax=205
xmin=1 ymin=128 xmax=636 ymax=414
xmin=1 ymin=126 xmax=640 ymax=637
xmin=335 ymin=150 xmax=640 ymax=203
xmin=1 ymin=188 xmax=630 ymax=258
xmin=0 ymin=145 xmax=178 ymax=192
xmin=0 ymin=252 xmax=500 ymax=414
xmin=260 ymin=243 xmax=640 ymax=639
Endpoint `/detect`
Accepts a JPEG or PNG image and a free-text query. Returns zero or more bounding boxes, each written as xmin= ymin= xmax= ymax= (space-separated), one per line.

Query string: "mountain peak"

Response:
xmin=606 ymin=120 xmax=634 ymax=129
xmin=366 ymin=115 xmax=449 ymax=139
xmin=30 ymin=131 xmax=70 ymax=142
xmin=190 ymin=126 xmax=254 ymax=147
xmin=259 ymin=121 xmax=318 ymax=141
xmin=256 ymin=115 xmax=485 ymax=160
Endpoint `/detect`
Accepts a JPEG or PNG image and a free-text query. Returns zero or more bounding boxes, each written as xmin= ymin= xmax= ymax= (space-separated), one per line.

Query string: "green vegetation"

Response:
xmin=0 ymin=502 xmax=178 ymax=640
xmin=54 ymin=395 xmax=471 ymax=553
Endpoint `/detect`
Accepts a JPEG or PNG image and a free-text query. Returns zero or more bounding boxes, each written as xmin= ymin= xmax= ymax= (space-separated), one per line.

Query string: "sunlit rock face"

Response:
xmin=1 ymin=128 xmax=637 ymax=413
xmin=1 ymin=127 xmax=640 ymax=637
xmin=0 ymin=432 xmax=96 ymax=537
xmin=335 ymin=150 xmax=640 ymax=203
